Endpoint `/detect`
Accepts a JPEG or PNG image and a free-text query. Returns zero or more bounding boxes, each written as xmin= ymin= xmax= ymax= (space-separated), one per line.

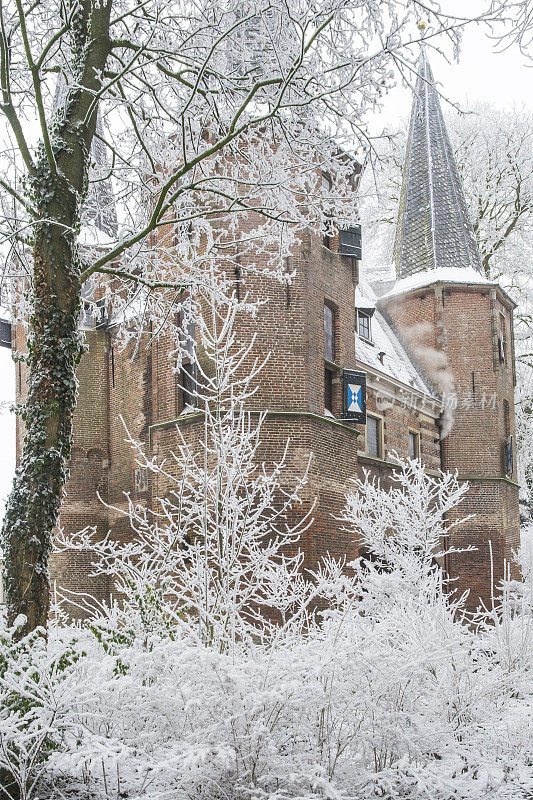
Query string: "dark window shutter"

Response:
xmin=339 ymin=225 xmax=362 ymax=259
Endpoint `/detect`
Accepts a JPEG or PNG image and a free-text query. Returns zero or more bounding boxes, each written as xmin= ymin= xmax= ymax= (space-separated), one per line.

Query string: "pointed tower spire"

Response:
xmin=393 ymin=46 xmax=482 ymax=279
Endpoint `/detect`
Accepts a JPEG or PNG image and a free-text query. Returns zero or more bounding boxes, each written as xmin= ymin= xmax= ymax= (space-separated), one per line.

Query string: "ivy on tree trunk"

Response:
xmin=1 ymin=0 xmax=112 ymax=639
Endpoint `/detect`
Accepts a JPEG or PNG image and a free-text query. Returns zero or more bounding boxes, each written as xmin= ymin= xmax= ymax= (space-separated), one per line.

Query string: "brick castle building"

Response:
xmin=11 ymin=51 xmax=521 ymax=610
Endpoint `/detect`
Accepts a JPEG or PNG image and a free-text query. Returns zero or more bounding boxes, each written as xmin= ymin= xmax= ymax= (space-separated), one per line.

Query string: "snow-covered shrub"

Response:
xmin=4 ymin=295 xmax=533 ymax=798
xmin=338 ymin=457 xmax=473 ymax=603
xmin=0 ymin=621 xmax=93 ymax=800
xmin=4 ymin=455 xmax=533 ymax=798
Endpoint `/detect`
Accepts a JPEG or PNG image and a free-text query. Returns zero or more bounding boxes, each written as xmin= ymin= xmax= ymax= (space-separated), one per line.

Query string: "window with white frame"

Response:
xmin=366 ymin=414 xmax=382 ymax=457
xmin=357 ymin=310 xmax=372 ymax=342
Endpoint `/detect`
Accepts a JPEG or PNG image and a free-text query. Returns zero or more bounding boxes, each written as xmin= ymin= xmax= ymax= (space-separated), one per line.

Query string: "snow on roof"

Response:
xmin=355 ymin=278 xmax=438 ymax=399
xmin=107 ymin=292 xmax=148 ymax=328
xmin=378 ymin=266 xmax=493 ymax=301
xmin=354 ymin=283 xmax=376 ymax=310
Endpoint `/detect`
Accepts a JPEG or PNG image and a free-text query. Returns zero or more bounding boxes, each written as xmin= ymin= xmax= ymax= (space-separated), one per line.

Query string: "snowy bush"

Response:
xmin=3 ymin=297 xmax=533 ymax=799
xmin=2 ymin=458 xmax=533 ymax=798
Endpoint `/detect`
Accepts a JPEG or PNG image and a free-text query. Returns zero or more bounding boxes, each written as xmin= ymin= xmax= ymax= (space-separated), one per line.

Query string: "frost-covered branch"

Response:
xmin=56 ymin=283 xmax=317 ymax=651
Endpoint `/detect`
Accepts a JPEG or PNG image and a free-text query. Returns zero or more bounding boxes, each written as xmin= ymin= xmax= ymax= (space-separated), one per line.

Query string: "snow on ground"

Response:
xmin=2 ymin=459 xmax=533 ymax=800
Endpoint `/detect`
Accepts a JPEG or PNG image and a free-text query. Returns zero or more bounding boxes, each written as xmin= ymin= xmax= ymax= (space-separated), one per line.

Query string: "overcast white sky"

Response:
xmin=0 ymin=17 xmax=532 ymax=522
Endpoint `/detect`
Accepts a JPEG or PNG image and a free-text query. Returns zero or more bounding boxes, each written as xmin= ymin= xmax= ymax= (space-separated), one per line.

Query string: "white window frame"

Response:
xmin=357 ymin=310 xmax=372 ymax=343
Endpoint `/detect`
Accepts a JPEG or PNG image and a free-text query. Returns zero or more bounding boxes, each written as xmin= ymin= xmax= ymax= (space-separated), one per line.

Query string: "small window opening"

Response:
xmin=408 ymin=430 xmax=420 ymax=460
xmin=324 ymin=301 xmax=336 ymax=414
xmin=366 ymin=414 xmax=382 ymax=458
xmin=178 ymin=304 xmax=197 ymax=411
xmin=503 ymin=399 xmax=510 ymax=439
xmin=324 ymin=302 xmax=336 ymax=363
xmin=339 ymin=226 xmax=362 ymax=259
xmin=498 ymin=313 xmax=507 ymax=364
xmin=324 ymin=367 xmax=334 ymax=413
xmin=181 ymin=362 xmax=196 ymax=409
xmin=135 ymin=466 xmax=149 ymax=495
xmin=111 ymin=347 xmax=115 ymax=389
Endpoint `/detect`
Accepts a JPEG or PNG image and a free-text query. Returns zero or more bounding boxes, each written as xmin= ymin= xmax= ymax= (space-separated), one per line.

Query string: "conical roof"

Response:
xmin=393 ymin=48 xmax=482 ymax=279
xmin=81 ymin=112 xmax=119 ymax=239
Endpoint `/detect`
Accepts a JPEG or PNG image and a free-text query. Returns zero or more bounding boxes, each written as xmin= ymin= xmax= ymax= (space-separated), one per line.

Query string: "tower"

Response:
xmin=377 ymin=49 xmax=520 ymax=606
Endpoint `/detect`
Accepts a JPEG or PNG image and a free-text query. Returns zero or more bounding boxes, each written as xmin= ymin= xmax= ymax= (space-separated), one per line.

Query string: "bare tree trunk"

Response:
xmin=0 ymin=0 xmax=112 ymax=639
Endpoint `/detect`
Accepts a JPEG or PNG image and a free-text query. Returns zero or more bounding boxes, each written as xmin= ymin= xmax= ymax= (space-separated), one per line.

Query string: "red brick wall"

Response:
xmin=379 ymin=282 xmax=520 ymax=607
xmin=150 ymin=412 xmax=361 ymax=570
xmin=50 ymin=329 xmax=113 ymax=615
xmin=358 ymin=385 xmax=441 ymax=472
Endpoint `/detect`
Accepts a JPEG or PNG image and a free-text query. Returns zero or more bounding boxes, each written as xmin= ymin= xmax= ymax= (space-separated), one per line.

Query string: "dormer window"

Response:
xmin=339 ymin=226 xmax=362 ymax=259
xmin=357 ymin=310 xmax=372 ymax=342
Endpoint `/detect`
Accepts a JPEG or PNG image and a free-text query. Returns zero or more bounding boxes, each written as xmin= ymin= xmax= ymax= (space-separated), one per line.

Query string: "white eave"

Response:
xmin=377 ymin=266 xmax=517 ymax=309
xmin=356 ymin=359 xmax=444 ymax=419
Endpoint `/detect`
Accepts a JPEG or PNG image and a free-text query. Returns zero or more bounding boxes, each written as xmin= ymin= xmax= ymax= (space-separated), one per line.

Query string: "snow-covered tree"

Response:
xmin=493 ymin=0 xmax=533 ymax=56
xmin=451 ymin=106 xmax=533 ymax=282
xmin=0 ymin=0 xmax=498 ymax=638
xmin=338 ymin=457 xmax=472 ymax=603
xmin=55 ymin=283 xmax=317 ymax=652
